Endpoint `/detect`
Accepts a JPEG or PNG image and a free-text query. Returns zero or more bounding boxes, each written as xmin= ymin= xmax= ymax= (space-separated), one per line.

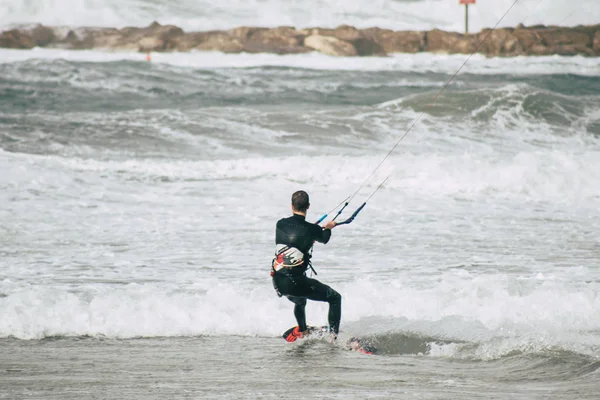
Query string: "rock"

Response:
xmin=511 ymin=26 xmax=595 ymax=57
xmin=304 ymin=35 xmax=357 ymax=57
xmin=30 ymin=24 xmax=56 ymax=47
xmin=309 ymin=25 xmax=362 ymax=42
xmin=242 ymin=26 xmax=309 ymax=54
xmin=138 ymin=37 xmax=165 ymax=52
xmin=427 ymin=29 xmax=476 ymax=54
xmin=540 ymin=27 xmax=591 ymax=47
xmin=47 ymin=23 xmax=184 ymax=51
xmin=88 ymin=28 xmax=126 ymax=50
xmin=512 ymin=27 xmax=540 ymax=52
xmin=171 ymin=31 xmax=205 ymax=50
xmin=54 ymin=27 xmax=120 ymax=50
xmin=194 ymin=31 xmax=244 ymax=53
xmin=477 ymin=28 xmax=523 ymax=56
xmin=136 ymin=22 xmax=184 ymax=51
xmin=369 ymin=28 xmax=424 ymax=53
xmin=0 ymin=29 xmax=35 ymax=49
xmin=0 ymin=23 xmax=598 ymax=57
xmin=548 ymin=44 xmax=595 ymax=56
xmin=307 ymin=25 xmax=385 ymax=56
xmin=352 ymin=35 xmax=386 ymax=56
xmin=229 ymin=27 xmax=265 ymax=41
xmin=528 ymin=44 xmax=553 ymax=56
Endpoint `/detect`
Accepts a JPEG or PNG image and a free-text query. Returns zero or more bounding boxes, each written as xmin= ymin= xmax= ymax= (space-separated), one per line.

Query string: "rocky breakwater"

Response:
xmin=1 ymin=22 xmax=599 ymax=57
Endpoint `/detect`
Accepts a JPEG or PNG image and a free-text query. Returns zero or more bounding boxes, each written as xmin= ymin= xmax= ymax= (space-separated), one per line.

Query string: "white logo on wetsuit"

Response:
xmin=272 ymin=244 xmax=304 ymax=271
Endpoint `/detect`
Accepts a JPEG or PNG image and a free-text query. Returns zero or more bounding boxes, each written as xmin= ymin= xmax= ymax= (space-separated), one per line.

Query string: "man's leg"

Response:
xmin=289 ymin=276 xmax=342 ymax=334
xmin=273 ymin=272 xmax=310 ymax=332
xmin=286 ymin=295 xmax=308 ymax=332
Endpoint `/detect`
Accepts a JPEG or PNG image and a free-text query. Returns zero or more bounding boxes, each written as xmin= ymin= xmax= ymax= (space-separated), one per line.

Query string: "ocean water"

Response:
xmin=1 ymin=1 xmax=600 ymax=399
xmin=1 ymin=0 xmax=600 ymax=32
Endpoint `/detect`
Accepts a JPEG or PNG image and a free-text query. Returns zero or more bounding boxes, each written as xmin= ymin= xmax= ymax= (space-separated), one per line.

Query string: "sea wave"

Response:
xmin=1 ymin=0 xmax=598 ymax=33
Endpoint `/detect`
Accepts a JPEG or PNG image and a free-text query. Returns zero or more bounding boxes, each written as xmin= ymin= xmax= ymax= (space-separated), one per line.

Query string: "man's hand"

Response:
xmin=323 ymin=221 xmax=337 ymax=230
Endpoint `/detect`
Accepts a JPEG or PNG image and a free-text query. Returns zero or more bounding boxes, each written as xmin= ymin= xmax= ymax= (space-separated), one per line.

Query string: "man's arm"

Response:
xmin=323 ymin=221 xmax=337 ymax=230
xmin=313 ymin=221 xmax=337 ymax=244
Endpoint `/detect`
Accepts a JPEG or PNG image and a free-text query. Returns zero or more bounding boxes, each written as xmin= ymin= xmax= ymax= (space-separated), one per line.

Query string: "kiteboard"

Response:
xmin=282 ymin=325 xmax=376 ymax=355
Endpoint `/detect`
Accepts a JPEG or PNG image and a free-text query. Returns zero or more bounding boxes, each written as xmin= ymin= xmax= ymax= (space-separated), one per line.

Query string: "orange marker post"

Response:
xmin=459 ymin=0 xmax=476 ymax=34
xmin=146 ymin=52 xmax=151 ymax=62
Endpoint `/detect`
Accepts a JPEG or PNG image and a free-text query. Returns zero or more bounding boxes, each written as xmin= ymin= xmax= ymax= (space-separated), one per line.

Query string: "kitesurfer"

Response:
xmin=271 ymin=190 xmax=341 ymax=341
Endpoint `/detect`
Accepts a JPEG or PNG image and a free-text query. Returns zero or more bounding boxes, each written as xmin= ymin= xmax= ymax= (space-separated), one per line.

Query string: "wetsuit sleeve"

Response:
xmin=312 ymin=224 xmax=332 ymax=244
xmin=275 ymin=219 xmax=281 ymax=243
xmin=275 ymin=219 xmax=284 ymax=244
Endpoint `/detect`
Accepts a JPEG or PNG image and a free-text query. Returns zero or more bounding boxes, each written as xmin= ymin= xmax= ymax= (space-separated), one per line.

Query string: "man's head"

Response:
xmin=291 ymin=190 xmax=310 ymax=214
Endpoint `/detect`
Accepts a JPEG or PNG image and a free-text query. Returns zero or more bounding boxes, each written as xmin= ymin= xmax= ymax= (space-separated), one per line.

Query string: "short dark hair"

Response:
xmin=291 ymin=190 xmax=309 ymax=212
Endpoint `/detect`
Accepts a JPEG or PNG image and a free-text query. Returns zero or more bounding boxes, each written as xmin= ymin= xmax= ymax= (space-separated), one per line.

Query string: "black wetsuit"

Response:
xmin=272 ymin=213 xmax=342 ymax=334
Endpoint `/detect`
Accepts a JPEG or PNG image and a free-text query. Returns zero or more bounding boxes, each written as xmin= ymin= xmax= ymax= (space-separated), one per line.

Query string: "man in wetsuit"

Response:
xmin=271 ymin=190 xmax=341 ymax=341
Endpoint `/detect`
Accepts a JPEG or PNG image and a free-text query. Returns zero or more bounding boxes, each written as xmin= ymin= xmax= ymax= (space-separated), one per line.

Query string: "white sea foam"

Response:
xmin=1 ymin=0 xmax=597 ymax=32
xmin=1 ymin=272 xmax=599 ymax=358
xmin=1 ymin=48 xmax=599 ymax=76
xmin=2 ymin=141 xmax=598 ymax=203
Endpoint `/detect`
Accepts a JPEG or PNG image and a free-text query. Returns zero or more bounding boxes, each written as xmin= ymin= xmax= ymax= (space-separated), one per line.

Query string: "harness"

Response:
xmin=270 ymin=244 xmax=316 ymax=297
xmin=272 ymin=245 xmax=304 ymax=271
